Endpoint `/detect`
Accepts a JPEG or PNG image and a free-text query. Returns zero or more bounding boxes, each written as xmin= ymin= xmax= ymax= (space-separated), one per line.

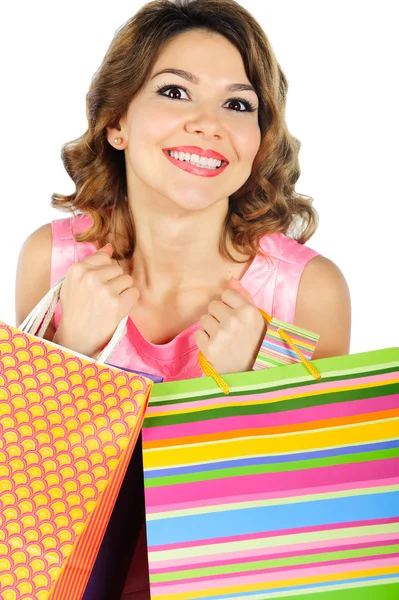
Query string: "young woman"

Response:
xmin=15 ymin=0 xmax=351 ymax=597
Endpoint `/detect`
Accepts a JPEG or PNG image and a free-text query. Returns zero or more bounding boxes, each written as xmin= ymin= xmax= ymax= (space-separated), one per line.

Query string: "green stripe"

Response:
xmin=148 ymin=365 xmax=399 ymax=407
xmin=266 ymin=331 xmax=319 ymax=344
xmin=236 ymin=580 xmax=399 ymax=600
xmin=149 ymin=523 xmax=399 ymax=562
xmin=143 ymin=384 xmax=399 ymax=427
xmin=255 ymin=356 xmax=289 ymax=368
xmin=148 ymin=348 xmax=399 ymax=403
xmin=149 ymin=543 xmax=399 ymax=582
xmin=268 ymin=318 xmax=320 ymax=338
xmin=144 ymin=448 xmax=399 ymax=488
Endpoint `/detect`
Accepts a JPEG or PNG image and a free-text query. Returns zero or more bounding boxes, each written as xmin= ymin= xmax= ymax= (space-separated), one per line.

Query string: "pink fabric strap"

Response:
xmin=50 ymin=214 xmax=97 ymax=329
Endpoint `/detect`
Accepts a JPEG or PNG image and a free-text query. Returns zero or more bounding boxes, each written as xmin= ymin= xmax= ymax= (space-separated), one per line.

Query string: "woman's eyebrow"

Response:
xmin=150 ymin=68 xmax=257 ymax=94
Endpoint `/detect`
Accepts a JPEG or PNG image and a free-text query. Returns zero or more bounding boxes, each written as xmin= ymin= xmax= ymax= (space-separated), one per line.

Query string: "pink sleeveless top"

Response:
xmin=50 ymin=212 xmax=320 ymax=382
xmin=50 ymin=212 xmax=320 ymax=599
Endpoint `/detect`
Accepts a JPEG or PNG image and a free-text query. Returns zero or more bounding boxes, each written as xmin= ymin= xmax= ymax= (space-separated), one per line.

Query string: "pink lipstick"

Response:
xmin=162 ymin=148 xmax=229 ymax=178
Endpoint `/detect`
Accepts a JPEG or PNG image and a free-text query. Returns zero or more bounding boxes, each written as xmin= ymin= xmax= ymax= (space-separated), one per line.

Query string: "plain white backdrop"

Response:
xmin=0 ymin=0 xmax=397 ymax=354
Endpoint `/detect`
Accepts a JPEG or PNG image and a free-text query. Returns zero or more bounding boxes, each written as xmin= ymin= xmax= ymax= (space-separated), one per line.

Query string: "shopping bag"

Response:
xmin=252 ymin=313 xmax=320 ymax=370
xmin=0 ymin=277 xmax=153 ymax=600
xmin=142 ymin=314 xmax=399 ymax=599
xmin=108 ymin=363 xmax=164 ymax=383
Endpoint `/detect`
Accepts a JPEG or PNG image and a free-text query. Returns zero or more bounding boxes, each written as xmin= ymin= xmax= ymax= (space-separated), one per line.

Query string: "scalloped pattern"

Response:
xmin=0 ymin=322 xmax=148 ymax=599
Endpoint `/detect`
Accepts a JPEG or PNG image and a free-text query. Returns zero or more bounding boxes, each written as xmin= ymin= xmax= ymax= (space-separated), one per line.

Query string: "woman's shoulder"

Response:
xmin=51 ymin=211 xmax=93 ymax=239
xmin=260 ymin=232 xmax=351 ymax=359
xmin=51 ymin=212 xmax=96 ymax=260
xmin=15 ymin=222 xmax=55 ymax=336
xmin=50 ymin=212 xmax=97 ymax=289
xmin=258 ymin=231 xmax=320 ymax=266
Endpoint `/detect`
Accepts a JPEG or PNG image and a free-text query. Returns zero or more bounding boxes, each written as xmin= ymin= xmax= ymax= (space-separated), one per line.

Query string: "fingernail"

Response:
xmin=98 ymin=243 xmax=113 ymax=252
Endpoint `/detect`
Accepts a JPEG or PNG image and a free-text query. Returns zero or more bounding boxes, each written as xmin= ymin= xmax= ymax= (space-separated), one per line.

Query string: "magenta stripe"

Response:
xmin=257 ymin=341 xmax=308 ymax=360
xmin=150 ymin=556 xmax=399 ymax=592
xmin=150 ymin=533 xmax=399 ymax=571
xmin=150 ymin=534 xmax=399 ymax=575
xmin=144 ymin=394 xmax=398 ymax=442
xmin=145 ymin=372 xmax=398 ymax=416
xmin=145 ymin=458 xmax=399 ymax=507
xmin=257 ymin=338 xmax=314 ymax=361
xmin=147 ymin=517 xmax=399 ymax=552
xmin=146 ymin=477 xmax=399 ymax=514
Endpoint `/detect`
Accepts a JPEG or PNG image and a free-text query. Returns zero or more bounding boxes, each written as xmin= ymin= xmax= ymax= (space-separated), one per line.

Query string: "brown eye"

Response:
xmin=156 ymin=85 xmax=189 ymax=101
xmin=155 ymin=84 xmax=257 ymax=113
xmin=168 ymin=88 xmax=181 ymax=99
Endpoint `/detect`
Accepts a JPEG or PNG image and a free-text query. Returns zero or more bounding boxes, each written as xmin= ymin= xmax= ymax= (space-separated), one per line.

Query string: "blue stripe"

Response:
xmin=260 ymin=339 xmax=299 ymax=359
xmin=146 ymin=491 xmax=399 ymax=545
xmin=195 ymin=574 xmax=399 ymax=599
xmin=144 ymin=440 xmax=399 ymax=479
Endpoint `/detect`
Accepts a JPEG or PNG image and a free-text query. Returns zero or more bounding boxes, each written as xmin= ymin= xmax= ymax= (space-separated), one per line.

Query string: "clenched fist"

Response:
xmin=53 ymin=243 xmax=140 ymax=358
xmin=194 ymin=276 xmax=267 ymax=374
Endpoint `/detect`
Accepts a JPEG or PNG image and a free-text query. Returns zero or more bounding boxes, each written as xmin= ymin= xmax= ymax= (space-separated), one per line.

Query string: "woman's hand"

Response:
xmin=53 ymin=243 xmax=140 ymax=358
xmin=194 ymin=276 xmax=267 ymax=374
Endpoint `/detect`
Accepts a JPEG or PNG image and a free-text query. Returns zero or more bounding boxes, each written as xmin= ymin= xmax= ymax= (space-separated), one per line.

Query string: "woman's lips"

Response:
xmin=163 ymin=150 xmax=228 ymax=178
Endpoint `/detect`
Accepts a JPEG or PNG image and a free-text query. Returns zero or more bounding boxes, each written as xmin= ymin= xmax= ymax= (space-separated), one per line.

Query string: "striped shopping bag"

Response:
xmin=142 ymin=344 xmax=399 ymax=599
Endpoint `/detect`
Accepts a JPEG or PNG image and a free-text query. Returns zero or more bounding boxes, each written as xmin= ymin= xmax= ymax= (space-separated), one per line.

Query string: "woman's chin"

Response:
xmin=172 ymin=196 xmax=221 ymax=212
xmin=166 ymin=186 xmax=225 ymax=212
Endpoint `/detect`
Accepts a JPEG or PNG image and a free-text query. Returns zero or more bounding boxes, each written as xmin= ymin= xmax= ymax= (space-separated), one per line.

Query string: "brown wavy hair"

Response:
xmin=51 ymin=0 xmax=319 ymax=265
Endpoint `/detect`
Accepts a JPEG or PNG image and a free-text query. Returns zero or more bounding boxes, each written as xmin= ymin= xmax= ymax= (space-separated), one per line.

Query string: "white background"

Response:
xmin=0 ymin=1 xmax=397 ymax=354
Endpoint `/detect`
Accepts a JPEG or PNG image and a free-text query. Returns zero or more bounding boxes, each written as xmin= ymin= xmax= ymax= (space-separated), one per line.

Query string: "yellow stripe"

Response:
xmin=265 ymin=331 xmax=317 ymax=348
xmin=145 ymin=378 xmax=399 ymax=419
xmin=143 ymin=417 xmax=399 ymax=469
xmin=151 ymin=565 xmax=399 ymax=599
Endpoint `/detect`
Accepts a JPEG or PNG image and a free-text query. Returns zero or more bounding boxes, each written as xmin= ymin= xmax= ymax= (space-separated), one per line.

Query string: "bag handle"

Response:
xmin=198 ymin=307 xmax=321 ymax=395
xmin=19 ymin=277 xmax=127 ymax=364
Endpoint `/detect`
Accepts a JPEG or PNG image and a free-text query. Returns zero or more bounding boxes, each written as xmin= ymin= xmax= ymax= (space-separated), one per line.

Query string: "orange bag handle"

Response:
xmin=198 ymin=307 xmax=321 ymax=395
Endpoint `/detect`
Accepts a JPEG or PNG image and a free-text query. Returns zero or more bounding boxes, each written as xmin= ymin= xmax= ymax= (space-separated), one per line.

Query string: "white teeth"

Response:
xmin=168 ymin=150 xmax=223 ymax=169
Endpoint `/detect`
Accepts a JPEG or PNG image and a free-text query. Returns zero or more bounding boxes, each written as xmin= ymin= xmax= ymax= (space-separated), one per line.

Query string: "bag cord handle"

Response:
xmin=20 ymin=282 xmax=321 ymax=384
xmin=19 ymin=277 xmax=126 ymax=365
xmin=198 ymin=308 xmax=321 ymax=395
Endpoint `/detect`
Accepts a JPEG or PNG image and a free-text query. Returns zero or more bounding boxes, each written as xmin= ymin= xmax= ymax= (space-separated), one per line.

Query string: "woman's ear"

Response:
xmin=106 ymin=123 xmax=128 ymax=150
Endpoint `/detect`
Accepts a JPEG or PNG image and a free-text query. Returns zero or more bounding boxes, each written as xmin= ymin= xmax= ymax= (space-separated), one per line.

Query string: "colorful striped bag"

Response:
xmin=142 ymin=327 xmax=399 ymax=599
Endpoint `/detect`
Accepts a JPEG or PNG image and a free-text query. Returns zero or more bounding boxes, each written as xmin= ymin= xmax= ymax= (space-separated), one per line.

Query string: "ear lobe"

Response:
xmin=105 ymin=121 xmax=127 ymax=149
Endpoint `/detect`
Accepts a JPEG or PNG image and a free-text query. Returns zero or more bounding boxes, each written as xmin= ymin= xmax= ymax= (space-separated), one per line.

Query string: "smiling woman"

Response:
xmin=14 ymin=0 xmax=351 ymax=597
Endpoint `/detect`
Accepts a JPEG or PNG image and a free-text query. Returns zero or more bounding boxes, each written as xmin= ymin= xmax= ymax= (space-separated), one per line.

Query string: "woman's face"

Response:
xmin=112 ymin=29 xmax=261 ymax=213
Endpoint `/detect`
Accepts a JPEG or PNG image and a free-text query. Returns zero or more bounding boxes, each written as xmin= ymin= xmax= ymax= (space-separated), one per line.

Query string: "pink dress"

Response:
xmin=50 ymin=212 xmax=320 ymax=599
xmin=51 ymin=212 xmax=320 ymax=383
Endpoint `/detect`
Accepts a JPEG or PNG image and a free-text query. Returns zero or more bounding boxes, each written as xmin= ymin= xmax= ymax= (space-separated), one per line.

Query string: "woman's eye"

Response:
xmin=155 ymin=84 xmax=256 ymax=113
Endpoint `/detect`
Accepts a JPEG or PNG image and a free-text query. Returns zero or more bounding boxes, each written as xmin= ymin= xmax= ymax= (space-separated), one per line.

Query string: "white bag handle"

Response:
xmin=19 ymin=276 xmax=128 ymax=364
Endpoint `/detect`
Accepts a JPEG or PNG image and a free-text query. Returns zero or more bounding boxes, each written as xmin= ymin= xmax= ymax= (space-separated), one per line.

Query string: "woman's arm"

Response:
xmin=294 ymin=255 xmax=352 ymax=360
xmin=15 ymin=222 xmax=56 ymax=341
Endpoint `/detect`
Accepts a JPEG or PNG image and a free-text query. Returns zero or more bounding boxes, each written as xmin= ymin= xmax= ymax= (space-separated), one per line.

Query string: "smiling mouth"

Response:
xmin=165 ymin=150 xmax=227 ymax=169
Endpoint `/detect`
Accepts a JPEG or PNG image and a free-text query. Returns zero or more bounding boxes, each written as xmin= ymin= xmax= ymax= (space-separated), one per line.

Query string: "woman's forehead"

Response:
xmin=150 ymin=31 xmax=250 ymax=85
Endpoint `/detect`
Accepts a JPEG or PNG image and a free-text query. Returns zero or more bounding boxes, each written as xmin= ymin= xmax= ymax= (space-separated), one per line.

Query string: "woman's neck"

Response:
xmin=123 ymin=197 xmax=249 ymax=300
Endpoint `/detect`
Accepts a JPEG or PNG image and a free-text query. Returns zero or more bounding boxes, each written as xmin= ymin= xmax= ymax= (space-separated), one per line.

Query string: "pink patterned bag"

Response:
xmin=0 ymin=277 xmax=152 ymax=599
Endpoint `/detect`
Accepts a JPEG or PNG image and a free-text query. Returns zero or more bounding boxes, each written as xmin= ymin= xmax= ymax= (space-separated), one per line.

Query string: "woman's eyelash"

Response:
xmin=154 ymin=83 xmax=257 ymax=113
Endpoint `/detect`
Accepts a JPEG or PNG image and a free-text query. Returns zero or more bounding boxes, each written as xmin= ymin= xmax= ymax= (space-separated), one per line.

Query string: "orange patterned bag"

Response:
xmin=0 ymin=278 xmax=152 ymax=600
